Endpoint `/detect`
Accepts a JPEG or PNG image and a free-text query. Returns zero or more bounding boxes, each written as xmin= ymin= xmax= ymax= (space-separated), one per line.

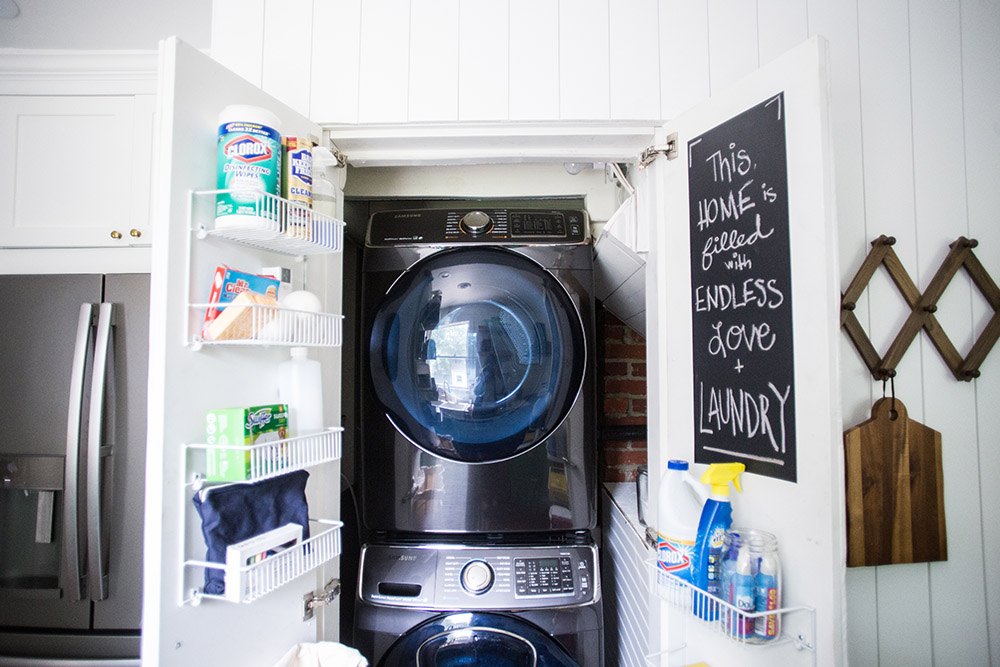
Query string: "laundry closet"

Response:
xmin=8 ymin=2 xmax=995 ymax=666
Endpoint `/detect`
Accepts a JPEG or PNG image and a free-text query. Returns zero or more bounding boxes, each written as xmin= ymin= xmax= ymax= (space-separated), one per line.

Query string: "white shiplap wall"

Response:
xmin=601 ymin=484 xmax=652 ymax=667
xmin=212 ymin=0 xmax=666 ymax=123
xmin=211 ymin=1 xmax=999 ymax=665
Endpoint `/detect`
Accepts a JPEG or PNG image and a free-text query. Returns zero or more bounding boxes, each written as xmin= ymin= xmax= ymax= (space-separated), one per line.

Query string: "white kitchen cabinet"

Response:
xmin=0 ymin=52 xmax=157 ymax=250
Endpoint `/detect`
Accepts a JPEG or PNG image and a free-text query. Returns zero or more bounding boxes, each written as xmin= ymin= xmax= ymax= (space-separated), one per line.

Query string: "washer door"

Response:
xmin=379 ymin=612 xmax=581 ymax=667
xmin=369 ymin=247 xmax=586 ymax=463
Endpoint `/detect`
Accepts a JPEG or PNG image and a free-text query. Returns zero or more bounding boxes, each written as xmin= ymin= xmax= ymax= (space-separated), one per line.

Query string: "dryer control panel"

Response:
xmin=366 ymin=208 xmax=589 ymax=247
xmin=359 ymin=543 xmax=599 ymax=610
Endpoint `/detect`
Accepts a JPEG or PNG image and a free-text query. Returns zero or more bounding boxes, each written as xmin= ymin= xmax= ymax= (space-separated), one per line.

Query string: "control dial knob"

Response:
xmin=460 ymin=560 xmax=494 ymax=595
xmin=460 ymin=210 xmax=493 ymax=235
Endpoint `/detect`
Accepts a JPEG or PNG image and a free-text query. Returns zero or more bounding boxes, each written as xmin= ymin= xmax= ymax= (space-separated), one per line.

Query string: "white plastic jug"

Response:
xmin=657 ymin=459 xmax=709 ymax=583
xmin=279 ymin=346 xmax=324 ymax=436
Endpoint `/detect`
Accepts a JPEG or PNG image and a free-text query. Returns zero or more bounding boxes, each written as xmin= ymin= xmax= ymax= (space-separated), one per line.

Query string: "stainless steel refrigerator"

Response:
xmin=0 ymin=273 xmax=149 ymax=665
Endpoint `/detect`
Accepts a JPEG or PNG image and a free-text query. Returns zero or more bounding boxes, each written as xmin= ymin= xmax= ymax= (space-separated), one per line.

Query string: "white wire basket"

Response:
xmin=190 ymin=189 xmax=344 ymax=256
xmin=647 ymin=559 xmax=816 ymax=652
xmin=190 ymin=302 xmax=343 ymax=349
xmin=185 ymin=519 xmax=343 ymax=604
xmin=186 ymin=427 xmax=343 ymax=486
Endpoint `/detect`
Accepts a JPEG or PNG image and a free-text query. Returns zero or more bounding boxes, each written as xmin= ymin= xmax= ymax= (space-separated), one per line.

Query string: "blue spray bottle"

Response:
xmin=692 ymin=462 xmax=745 ymax=620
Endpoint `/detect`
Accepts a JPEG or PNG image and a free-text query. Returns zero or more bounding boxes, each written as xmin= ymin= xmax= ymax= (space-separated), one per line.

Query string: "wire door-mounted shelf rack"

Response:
xmin=185 ymin=188 xmax=346 ymax=350
xmin=179 ymin=189 xmax=346 ymax=605
xmin=188 ymin=302 xmax=344 ymax=350
xmin=183 ymin=519 xmax=343 ymax=605
xmin=645 ymin=560 xmax=816 ymax=665
xmin=181 ymin=428 xmax=344 ymax=605
xmin=190 ymin=189 xmax=345 ymax=256
xmin=187 ymin=427 xmax=344 ymax=487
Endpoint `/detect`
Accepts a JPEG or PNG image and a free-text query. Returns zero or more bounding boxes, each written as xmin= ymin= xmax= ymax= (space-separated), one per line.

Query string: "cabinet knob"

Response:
xmin=110 ymin=230 xmax=123 ymax=240
xmin=129 ymin=228 xmax=142 ymax=238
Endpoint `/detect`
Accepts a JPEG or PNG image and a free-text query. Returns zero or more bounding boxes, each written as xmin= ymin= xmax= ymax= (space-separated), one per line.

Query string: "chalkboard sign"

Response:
xmin=688 ymin=93 xmax=796 ymax=483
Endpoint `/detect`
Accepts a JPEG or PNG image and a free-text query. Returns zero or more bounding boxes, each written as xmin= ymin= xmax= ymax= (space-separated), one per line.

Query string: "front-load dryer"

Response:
xmin=360 ymin=208 xmax=596 ymax=535
xmin=354 ymin=541 xmax=602 ymax=666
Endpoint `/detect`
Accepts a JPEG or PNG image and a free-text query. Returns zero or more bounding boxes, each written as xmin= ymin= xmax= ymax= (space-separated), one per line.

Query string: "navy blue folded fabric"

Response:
xmin=192 ymin=470 xmax=310 ymax=595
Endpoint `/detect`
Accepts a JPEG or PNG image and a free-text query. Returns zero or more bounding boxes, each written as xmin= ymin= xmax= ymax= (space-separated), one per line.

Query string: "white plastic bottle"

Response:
xmin=278 ymin=347 xmax=324 ymax=436
xmin=657 ymin=460 xmax=709 ymax=584
xmin=310 ymin=146 xmax=338 ymax=219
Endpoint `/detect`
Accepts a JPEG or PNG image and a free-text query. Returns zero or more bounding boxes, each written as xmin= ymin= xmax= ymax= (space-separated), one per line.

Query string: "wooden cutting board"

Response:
xmin=844 ymin=397 xmax=947 ymax=567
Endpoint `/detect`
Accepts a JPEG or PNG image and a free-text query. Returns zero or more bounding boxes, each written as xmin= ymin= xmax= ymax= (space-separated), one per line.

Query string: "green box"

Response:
xmin=205 ymin=404 xmax=289 ymax=481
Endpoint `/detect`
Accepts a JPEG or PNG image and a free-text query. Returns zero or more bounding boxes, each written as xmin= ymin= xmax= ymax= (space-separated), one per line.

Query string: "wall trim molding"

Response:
xmin=0 ymin=49 xmax=158 ymax=94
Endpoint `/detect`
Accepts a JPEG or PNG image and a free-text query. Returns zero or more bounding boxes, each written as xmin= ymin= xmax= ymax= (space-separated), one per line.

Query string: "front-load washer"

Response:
xmin=360 ymin=208 xmax=596 ymax=535
xmin=354 ymin=541 xmax=602 ymax=666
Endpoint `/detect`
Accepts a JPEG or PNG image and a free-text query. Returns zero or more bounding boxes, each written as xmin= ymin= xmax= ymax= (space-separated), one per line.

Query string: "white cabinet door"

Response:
xmin=641 ymin=37 xmax=844 ymax=667
xmin=0 ymin=94 xmax=154 ymax=248
xmin=143 ymin=37 xmax=343 ymax=666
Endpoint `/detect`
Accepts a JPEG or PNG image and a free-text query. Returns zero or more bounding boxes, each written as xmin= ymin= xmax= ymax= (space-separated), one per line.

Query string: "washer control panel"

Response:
xmin=359 ymin=543 xmax=598 ymax=610
xmin=514 ymin=555 xmax=575 ymax=596
xmin=367 ymin=208 xmax=589 ymax=246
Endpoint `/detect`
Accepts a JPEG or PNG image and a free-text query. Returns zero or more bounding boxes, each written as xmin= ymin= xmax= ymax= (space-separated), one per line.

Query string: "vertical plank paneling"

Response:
xmin=658 ymin=0 xmax=710 ymax=120
xmin=705 ymin=0 xmax=758 ymax=94
xmin=856 ymin=0 xmax=917 ymax=352
xmin=807 ymin=0 xmax=868 ymax=294
xmin=602 ymin=489 xmax=651 ymax=667
xmin=509 ymin=0 xmax=559 ymax=120
xmin=409 ymin=0 xmax=459 ymax=121
xmin=311 ymin=0 xmax=362 ymax=123
xmin=559 ymin=0 xmax=610 ymax=120
xmin=261 ymin=0 xmax=313 ymax=117
xmin=962 ymin=0 xmax=1000 ymax=664
xmin=910 ymin=3 xmax=990 ymax=664
xmin=458 ymin=0 xmax=509 ymax=121
xmin=609 ymin=0 xmax=660 ymax=120
xmin=757 ymin=0 xmax=808 ymax=66
xmin=845 ymin=568 xmax=879 ymax=666
xmin=357 ymin=0 xmax=410 ymax=123
xmin=210 ymin=0 xmax=265 ymax=86
xmin=857 ymin=2 xmax=933 ymax=663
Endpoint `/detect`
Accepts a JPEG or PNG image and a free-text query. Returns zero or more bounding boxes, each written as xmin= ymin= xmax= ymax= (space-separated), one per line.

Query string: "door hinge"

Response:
xmin=639 ymin=132 xmax=679 ymax=168
xmin=321 ymin=134 xmax=348 ymax=168
xmin=303 ymin=578 xmax=341 ymax=621
xmin=329 ymin=146 xmax=348 ymax=169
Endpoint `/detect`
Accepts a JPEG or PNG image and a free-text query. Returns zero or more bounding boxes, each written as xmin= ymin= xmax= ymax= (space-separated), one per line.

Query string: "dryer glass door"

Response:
xmin=379 ymin=612 xmax=581 ymax=667
xmin=417 ymin=627 xmax=536 ymax=666
xmin=369 ymin=247 xmax=586 ymax=463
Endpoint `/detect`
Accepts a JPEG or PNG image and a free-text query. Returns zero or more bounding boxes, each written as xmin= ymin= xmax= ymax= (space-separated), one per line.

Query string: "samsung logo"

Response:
xmin=394 ymin=213 xmax=422 ymax=219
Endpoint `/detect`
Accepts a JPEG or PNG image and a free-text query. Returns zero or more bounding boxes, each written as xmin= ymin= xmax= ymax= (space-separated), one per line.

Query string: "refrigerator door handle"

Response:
xmin=64 ymin=303 xmax=94 ymax=602
xmin=87 ymin=302 xmax=115 ymax=602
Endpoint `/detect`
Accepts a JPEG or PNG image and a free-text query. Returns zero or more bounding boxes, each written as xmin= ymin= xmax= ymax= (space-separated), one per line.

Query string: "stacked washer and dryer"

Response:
xmin=355 ymin=207 xmax=602 ymax=666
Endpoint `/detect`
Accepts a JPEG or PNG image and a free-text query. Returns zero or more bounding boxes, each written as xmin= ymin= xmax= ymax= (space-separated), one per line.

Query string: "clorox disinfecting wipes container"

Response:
xmin=216 ymin=104 xmax=282 ymax=228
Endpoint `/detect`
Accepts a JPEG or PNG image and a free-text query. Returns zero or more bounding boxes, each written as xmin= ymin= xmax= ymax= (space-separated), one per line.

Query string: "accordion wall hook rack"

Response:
xmin=841 ymin=235 xmax=999 ymax=382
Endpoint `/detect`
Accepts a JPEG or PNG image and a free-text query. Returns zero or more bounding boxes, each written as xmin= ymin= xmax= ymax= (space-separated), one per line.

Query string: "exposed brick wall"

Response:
xmin=599 ymin=310 xmax=648 ymax=483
